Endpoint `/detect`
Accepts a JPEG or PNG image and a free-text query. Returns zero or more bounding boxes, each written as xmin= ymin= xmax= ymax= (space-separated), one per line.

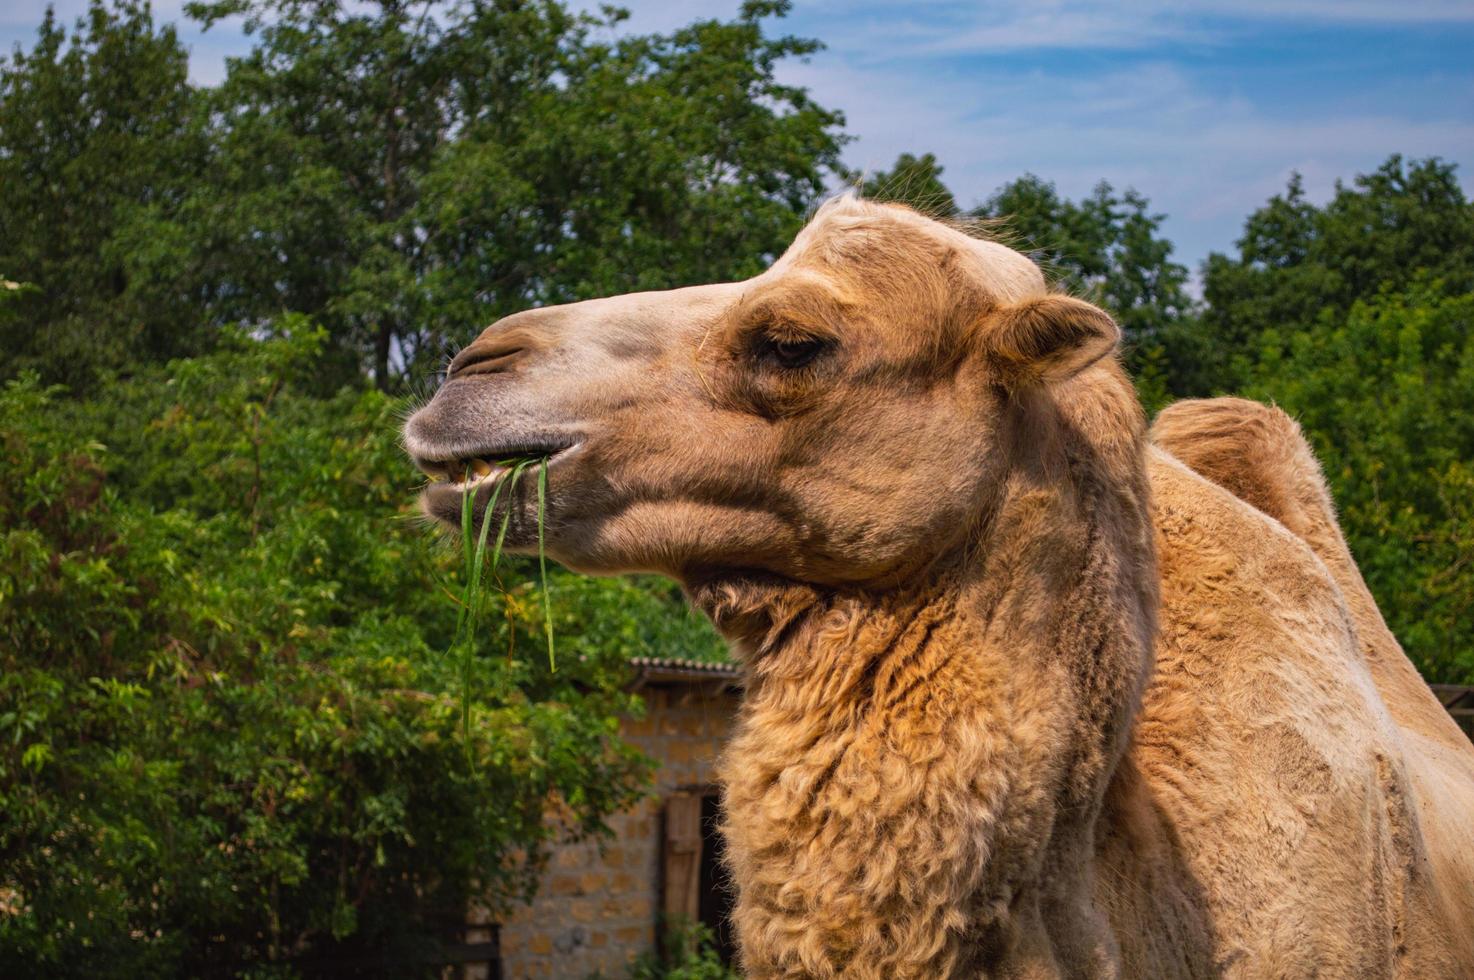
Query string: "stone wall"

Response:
xmin=495 ymin=682 xmax=737 ymax=979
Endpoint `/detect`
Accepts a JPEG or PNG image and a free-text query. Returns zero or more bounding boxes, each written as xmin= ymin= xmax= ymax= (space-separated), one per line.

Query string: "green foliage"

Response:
xmin=1243 ymin=287 xmax=1474 ymax=682
xmin=0 ymin=0 xmax=842 ymax=391
xmin=1202 ymin=156 xmax=1474 ymax=388
xmin=1206 ymin=156 xmax=1474 ymax=681
xmin=0 ymin=0 xmax=208 ymax=388
xmin=0 ymin=331 xmax=673 ymax=975
xmin=626 ymin=921 xmax=738 ymax=980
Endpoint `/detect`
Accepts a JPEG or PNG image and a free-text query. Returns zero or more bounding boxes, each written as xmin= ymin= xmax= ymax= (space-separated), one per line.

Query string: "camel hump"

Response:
xmin=1152 ymin=397 xmax=1474 ymax=755
xmin=1150 ymin=397 xmax=1336 ymax=548
xmin=1150 ymin=397 xmax=1373 ymax=667
xmin=1155 ymin=394 xmax=1474 ymax=866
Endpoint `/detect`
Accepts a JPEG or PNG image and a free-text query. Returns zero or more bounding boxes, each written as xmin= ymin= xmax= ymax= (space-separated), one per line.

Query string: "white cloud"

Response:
xmin=800 ymin=0 xmax=1474 ymax=57
xmin=779 ymin=53 xmax=1474 ymax=266
xmin=1204 ymin=0 xmax=1474 ymax=24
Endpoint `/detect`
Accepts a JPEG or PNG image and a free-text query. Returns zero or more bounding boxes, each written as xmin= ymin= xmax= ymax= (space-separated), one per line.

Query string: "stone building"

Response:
xmin=487 ymin=657 xmax=742 ymax=979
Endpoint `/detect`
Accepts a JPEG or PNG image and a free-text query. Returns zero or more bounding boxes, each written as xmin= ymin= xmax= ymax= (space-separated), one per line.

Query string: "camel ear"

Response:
xmin=981 ymin=295 xmax=1120 ymax=385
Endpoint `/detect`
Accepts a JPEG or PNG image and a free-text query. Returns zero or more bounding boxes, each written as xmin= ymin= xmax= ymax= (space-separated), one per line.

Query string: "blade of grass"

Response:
xmin=487 ymin=462 xmax=527 ymax=583
xmin=457 ymin=474 xmax=477 ymax=763
xmin=460 ymin=466 xmax=476 ymax=586
xmin=538 ymin=458 xmax=554 ymax=672
xmin=457 ymin=464 xmax=521 ymax=756
xmin=468 ymin=464 xmax=520 ymax=619
xmin=481 ymin=460 xmax=532 ymax=671
xmin=454 ymin=465 xmax=479 ymax=713
xmin=447 ymin=455 xmax=555 ymax=765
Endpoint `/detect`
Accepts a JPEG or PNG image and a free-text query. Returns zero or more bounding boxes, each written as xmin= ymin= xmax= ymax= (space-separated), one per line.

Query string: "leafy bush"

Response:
xmin=626 ymin=920 xmax=737 ymax=980
xmin=1245 ymin=286 xmax=1474 ymax=682
xmin=0 ymin=328 xmax=727 ymax=975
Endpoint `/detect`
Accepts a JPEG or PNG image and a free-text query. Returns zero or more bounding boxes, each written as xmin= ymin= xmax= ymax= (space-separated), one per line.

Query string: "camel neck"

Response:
xmin=740 ymin=576 xmax=969 ymax=720
xmin=705 ymin=442 xmax=1156 ymax=976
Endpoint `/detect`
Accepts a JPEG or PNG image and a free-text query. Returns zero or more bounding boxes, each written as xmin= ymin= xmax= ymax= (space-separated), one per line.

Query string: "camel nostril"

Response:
xmin=447 ymin=342 xmax=527 ymax=379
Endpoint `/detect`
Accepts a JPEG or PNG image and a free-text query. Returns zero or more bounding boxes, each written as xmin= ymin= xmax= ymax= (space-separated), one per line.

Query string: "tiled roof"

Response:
xmin=627 ymin=656 xmax=741 ymax=686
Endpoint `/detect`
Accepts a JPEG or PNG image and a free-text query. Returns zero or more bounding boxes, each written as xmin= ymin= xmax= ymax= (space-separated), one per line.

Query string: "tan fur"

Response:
xmin=1148 ymin=399 xmax=1474 ymax=974
xmin=404 ymin=196 xmax=1474 ymax=977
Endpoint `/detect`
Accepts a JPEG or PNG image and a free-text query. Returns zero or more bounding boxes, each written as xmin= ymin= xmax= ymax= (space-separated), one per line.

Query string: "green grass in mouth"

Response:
xmin=537 ymin=458 xmax=554 ymax=672
xmin=452 ymin=456 xmax=554 ymax=760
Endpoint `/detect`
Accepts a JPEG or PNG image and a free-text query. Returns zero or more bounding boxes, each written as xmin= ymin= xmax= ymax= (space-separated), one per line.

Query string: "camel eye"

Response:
xmin=762 ymin=337 xmax=826 ymax=370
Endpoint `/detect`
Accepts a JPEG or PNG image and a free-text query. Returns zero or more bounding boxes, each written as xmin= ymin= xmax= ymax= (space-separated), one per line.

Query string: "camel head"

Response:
xmin=404 ymin=196 xmax=1121 ymax=606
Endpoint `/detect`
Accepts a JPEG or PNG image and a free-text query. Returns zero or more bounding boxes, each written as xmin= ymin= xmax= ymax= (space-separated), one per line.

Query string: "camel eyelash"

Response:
xmin=754 ymin=334 xmax=830 ymax=371
xmin=735 ymin=311 xmax=837 ymax=364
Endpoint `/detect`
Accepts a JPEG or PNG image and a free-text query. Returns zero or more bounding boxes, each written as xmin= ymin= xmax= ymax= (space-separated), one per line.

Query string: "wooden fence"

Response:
xmin=1433 ymin=684 xmax=1474 ymax=740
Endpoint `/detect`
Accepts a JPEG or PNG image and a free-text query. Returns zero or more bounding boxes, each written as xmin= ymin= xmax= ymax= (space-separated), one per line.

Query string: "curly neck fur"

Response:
xmin=690 ymin=388 xmax=1156 ymax=979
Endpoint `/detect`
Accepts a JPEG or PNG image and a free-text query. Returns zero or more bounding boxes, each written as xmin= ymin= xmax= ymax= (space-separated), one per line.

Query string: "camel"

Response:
xmin=403 ymin=195 xmax=1474 ymax=977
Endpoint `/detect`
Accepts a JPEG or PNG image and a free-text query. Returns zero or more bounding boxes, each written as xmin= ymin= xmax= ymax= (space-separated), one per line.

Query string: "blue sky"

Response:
xmin=4 ymin=0 xmax=1472 ymax=274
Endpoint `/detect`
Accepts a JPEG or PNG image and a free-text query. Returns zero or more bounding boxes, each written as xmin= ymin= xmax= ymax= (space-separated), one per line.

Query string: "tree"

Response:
xmin=174 ymin=0 xmax=844 ymax=388
xmin=1194 ymin=157 xmax=1474 ymax=679
xmin=1201 ymin=156 xmax=1474 ymax=386
xmin=1242 ymin=286 xmax=1474 ymax=683
xmin=0 ymin=0 xmax=208 ymax=387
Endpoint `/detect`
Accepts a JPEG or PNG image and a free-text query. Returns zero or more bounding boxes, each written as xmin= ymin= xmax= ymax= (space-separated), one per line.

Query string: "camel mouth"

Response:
xmin=410 ymin=437 xmax=582 ymax=531
xmin=410 ymin=441 xmax=579 ymax=488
